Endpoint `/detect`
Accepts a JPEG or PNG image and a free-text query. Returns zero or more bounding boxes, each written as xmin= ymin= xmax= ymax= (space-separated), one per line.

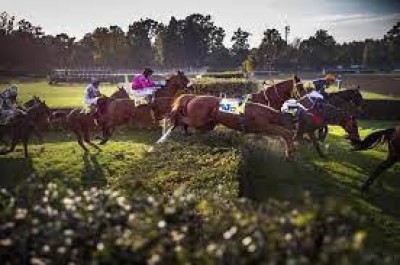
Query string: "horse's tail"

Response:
xmin=353 ymin=128 xmax=395 ymax=151
xmin=169 ymin=94 xmax=195 ymax=124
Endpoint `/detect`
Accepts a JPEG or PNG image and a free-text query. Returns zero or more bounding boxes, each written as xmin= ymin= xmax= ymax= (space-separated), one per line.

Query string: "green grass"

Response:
xmin=0 ymin=129 xmax=161 ymax=189
xmin=1 ymin=80 xmax=121 ymax=108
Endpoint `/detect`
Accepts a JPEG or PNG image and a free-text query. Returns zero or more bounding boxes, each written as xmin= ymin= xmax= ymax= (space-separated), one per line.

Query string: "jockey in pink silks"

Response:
xmin=126 ymin=68 xmax=158 ymax=100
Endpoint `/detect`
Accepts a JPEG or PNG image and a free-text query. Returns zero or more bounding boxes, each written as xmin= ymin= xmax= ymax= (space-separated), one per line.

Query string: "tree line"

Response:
xmin=0 ymin=11 xmax=399 ymax=74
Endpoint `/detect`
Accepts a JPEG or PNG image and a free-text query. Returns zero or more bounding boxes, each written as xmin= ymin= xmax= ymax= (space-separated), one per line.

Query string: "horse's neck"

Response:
xmin=322 ymin=105 xmax=348 ymax=125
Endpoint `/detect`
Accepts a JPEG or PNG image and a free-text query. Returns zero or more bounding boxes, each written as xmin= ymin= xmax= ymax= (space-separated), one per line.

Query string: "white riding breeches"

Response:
xmin=126 ymin=87 xmax=157 ymax=97
xmin=84 ymin=96 xmax=99 ymax=106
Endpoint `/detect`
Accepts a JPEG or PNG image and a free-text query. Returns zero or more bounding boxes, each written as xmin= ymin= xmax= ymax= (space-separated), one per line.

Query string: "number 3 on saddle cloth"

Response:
xmin=219 ymin=94 xmax=251 ymax=115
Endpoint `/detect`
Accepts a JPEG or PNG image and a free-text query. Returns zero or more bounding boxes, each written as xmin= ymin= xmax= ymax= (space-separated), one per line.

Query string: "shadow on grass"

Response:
xmin=0 ymin=157 xmax=34 ymax=189
xmin=28 ymin=128 xmax=162 ymax=145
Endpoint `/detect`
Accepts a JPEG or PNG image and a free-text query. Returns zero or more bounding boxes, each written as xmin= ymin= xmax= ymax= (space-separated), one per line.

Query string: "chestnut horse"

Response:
xmin=251 ymin=75 xmax=306 ymax=109
xmin=169 ymin=95 xmax=296 ymax=161
xmin=353 ymin=125 xmax=400 ymax=191
xmin=97 ymin=71 xmax=192 ymax=144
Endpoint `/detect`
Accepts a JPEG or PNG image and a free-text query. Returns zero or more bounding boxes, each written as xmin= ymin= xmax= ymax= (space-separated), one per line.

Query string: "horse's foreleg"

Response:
xmin=309 ymin=132 xmax=325 ymax=158
xmin=361 ymin=155 xmax=397 ymax=191
xmin=83 ymin=130 xmax=101 ymax=152
xmin=33 ymin=125 xmax=44 ymax=144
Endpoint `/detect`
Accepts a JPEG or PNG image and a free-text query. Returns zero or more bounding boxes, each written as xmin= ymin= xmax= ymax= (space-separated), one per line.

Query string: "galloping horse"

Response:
xmin=97 ymin=71 xmax=192 ymax=144
xmin=298 ymin=88 xmax=363 ymax=141
xmin=0 ymin=98 xmax=51 ymax=158
xmin=169 ymin=75 xmax=306 ymax=133
xmin=294 ymin=103 xmax=361 ymax=158
xmin=66 ymin=71 xmax=192 ymax=149
xmin=250 ymin=75 xmax=307 ymax=109
xmin=352 ymin=125 xmax=400 ymax=191
xmin=170 ymin=95 xmax=296 ymax=160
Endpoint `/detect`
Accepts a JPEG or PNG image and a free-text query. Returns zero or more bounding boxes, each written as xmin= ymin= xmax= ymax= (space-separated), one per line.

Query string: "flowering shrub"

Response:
xmin=0 ymin=132 xmax=370 ymax=263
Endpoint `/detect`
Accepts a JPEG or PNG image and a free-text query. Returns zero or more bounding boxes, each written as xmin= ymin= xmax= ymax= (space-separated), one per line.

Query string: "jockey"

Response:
xmin=84 ymin=78 xmax=101 ymax=111
xmin=281 ymin=99 xmax=306 ymax=117
xmin=0 ymin=84 xmax=20 ymax=124
xmin=129 ymin=68 xmax=157 ymax=99
xmin=312 ymin=74 xmax=336 ymax=96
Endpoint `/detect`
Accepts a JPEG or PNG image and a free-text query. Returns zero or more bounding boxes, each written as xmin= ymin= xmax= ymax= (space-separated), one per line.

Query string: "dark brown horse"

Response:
xmin=352 ymin=125 xmax=400 ymax=191
xmin=293 ymin=104 xmax=361 ymax=158
xmin=298 ymin=88 xmax=363 ymax=141
xmin=0 ymin=98 xmax=51 ymax=158
xmin=170 ymin=95 xmax=296 ymax=160
xmin=251 ymin=76 xmax=306 ymax=110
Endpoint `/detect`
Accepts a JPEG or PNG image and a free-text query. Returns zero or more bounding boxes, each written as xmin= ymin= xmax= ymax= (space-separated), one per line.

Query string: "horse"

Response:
xmin=97 ymin=71 xmax=192 ymax=144
xmin=325 ymin=87 xmax=363 ymax=111
xmin=66 ymin=71 xmax=192 ymax=148
xmin=352 ymin=125 xmax=400 ymax=191
xmin=250 ymin=75 xmax=307 ymax=110
xmin=0 ymin=98 xmax=51 ymax=158
xmin=169 ymin=95 xmax=296 ymax=161
xmin=293 ymin=103 xmax=361 ymax=158
xmin=298 ymin=88 xmax=363 ymax=141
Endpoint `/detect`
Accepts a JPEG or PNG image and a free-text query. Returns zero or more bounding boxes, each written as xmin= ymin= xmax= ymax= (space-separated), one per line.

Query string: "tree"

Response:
xmin=127 ymin=18 xmax=159 ymax=68
xmin=154 ymin=16 xmax=185 ymax=68
xmin=256 ymin=28 xmax=286 ymax=70
xmin=384 ymin=21 xmax=400 ymax=67
xmin=231 ymin=28 xmax=251 ymax=67
xmin=298 ymin=29 xmax=336 ymax=70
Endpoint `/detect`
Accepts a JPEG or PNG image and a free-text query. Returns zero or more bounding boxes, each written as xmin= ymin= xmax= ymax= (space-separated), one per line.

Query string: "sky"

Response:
xmin=3 ymin=0 xmax=400 ymax=47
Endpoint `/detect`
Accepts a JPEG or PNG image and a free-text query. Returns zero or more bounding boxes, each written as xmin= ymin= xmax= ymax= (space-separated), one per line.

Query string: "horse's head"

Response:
xmin=341 ymin=115 xmax=361 ymax=145
xmin=162 ymin=71 xmax=192 ymax=96
xmin=26 ymin=98 xmax=52 ymax=129
xmin=111 ymin=86 xmax=129 ymax=99
xmin=348 ymin=87 xmax=363 ymax=107
xmin=24 ymin=96 xmax=41 ymax=108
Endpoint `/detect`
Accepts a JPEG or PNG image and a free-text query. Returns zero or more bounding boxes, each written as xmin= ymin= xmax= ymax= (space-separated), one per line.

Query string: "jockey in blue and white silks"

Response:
xmin=84 ymin=79 xmax=101 ymax=108
xmin=312 ymin=74 xmax=336 ymax=96
xmin=0 ymin=84 xmax=19 ymax=124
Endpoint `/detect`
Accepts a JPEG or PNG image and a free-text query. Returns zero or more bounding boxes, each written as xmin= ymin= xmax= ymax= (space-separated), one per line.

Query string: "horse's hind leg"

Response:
xmin=309 ymin=132 xmax=326 ymax=158
xmin=99 ymin=126 xmax=114 ymax=145
xmin=84 ymin=130 xmax=101 ymax=152
xmin=73 ymin=130 xmax=88 ymax=152
xmin=361 ymin=154 xmax=397 ymax=191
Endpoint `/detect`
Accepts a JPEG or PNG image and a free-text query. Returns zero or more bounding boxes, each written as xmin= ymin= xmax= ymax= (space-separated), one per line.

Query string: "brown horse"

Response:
xmin=0 ymin=98 xmax=51 ymax=158
xmin=352 ymin=125 xmax=400 ymax=191
xmin=170 ymin=95 xmax=296 ymax=160
xmin=250 ymin=76 xmax=306 ymax=109
xmin=98 ymin=71 xmax=192 ymax=144
xmin=67 ymin=71 xmax=192 ymax=148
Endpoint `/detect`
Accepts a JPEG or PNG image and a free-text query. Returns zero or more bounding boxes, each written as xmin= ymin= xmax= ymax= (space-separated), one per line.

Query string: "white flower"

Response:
xmin=158 ymin=220 xmax=166 ymax=229
xmin=15 ymin=208 xmax=28 ymax=220
xmin=242 ymin=236 xmax=252 ymax=246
